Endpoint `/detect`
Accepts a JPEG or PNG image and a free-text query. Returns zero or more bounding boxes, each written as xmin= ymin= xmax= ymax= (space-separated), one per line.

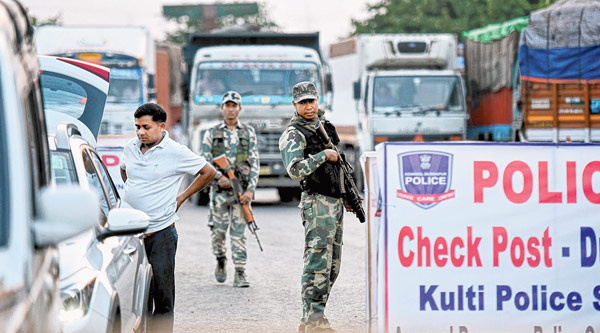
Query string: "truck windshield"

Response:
xmin=372 ymin=76 xmax=463 ymax=113
xmin=107 ymin=68 xmax=142 ymax=104
xmin=194 ymin=61 xmax=321 ymax=104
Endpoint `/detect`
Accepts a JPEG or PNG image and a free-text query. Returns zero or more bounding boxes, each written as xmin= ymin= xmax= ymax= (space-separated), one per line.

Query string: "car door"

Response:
xmin=86 ymin=148 xmax=146 ymax=330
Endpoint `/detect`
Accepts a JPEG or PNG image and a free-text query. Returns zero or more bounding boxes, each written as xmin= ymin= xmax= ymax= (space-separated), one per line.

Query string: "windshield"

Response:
xmin=193 ymin=61 xmax=321 ymax=104
xmin=50 ymin=150 xmax=78 ymax=187
xmin=372 ymin=76 xmax=463 ymax=113
xmin=107 ymin=68 xmax=142 ymax=104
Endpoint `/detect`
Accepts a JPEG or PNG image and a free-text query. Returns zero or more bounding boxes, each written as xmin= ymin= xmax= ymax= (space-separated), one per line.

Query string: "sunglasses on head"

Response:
xmin=298 ymin=99 xmax=315 ymax=104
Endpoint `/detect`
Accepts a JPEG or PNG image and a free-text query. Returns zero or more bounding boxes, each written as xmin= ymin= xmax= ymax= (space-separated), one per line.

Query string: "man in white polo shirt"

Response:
xmin=120 ymin=103 xmax=216 ymax=333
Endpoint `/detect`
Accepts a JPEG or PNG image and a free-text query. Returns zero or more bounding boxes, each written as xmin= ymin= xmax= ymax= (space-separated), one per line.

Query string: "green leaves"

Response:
xmin=351 ymin=0 xmax=554 ymax=38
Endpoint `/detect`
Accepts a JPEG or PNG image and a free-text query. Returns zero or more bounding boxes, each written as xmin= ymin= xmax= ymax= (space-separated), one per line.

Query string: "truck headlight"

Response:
xmin=59 ymin=277 xmax=95 ymax=322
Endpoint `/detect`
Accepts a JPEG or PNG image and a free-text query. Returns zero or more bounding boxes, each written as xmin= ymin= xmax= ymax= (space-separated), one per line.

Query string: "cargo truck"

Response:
xmin=518 ymin=0 xmax=600 ymax=142
xmin=183 ymin=32 xmax=332 ymax=202
xmin=329 ymin=34 xmax=468 ymax=156
xmin=156 ymin=42 xmax=185 ymax=142
xmin=463 ymin=17 xmax=529 ymax=141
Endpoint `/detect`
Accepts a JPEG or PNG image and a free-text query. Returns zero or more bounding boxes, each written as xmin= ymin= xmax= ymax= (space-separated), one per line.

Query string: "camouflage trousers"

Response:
xmin=208 ymin=190 xmax=247 ymax=268
xmin=299 ymin=192 xmax=344 ymax=329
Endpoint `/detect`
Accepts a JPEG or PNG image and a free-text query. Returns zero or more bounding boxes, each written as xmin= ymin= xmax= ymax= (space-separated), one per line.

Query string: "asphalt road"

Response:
xmin=172 ymin=189 xmax=366 ymax=333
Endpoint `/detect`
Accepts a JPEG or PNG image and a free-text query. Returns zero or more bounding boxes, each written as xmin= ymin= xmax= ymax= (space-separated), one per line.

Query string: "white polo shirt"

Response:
xmin=120 ymin=131 xmax=207 ymax=233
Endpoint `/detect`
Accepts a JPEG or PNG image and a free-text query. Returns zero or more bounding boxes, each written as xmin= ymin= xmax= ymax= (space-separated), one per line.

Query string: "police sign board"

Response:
xmin=374 ymin=142 xmax=600 ymax=332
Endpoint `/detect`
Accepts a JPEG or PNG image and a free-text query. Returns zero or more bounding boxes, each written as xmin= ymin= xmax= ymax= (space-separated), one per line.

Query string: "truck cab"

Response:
xmin=184 ymin=32 xmax=332 ymax=201
xmin=332 ymin=34 xmax=467 ymax=154
xmin=357 ymin=68 xmax=467 ymax=151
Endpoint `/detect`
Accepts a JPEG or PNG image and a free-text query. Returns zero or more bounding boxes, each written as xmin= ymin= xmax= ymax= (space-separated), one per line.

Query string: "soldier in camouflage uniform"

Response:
xmin=201 ymin=91 xmax=259 ymax=288
xmin=279 ymin=82 xmax=345 ymax=332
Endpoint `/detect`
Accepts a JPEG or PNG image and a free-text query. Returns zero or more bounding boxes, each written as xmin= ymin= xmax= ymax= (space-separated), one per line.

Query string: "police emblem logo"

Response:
xmin=397 ymin=151 xmax=455 ymax=209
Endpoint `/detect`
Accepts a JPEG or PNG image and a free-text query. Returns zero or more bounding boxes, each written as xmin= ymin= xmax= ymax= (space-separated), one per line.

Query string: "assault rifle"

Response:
xmin=314 ymin=120 xmax=366 ymax=223
xmin=213 ymin=154 xmax=264 ymax=251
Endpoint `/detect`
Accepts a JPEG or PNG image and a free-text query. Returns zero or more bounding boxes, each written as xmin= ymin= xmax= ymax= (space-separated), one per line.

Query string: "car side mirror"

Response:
xmin=353 ymin=80 xmax=361 ymax=100
xmin=97 ymin=208 xmax=149 ymax=241
xmin=33 ymin=186 xmax=99 ymax=247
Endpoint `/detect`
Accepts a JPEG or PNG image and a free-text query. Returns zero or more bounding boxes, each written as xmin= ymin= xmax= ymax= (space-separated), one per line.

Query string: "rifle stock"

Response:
xmin=213 ymin=154 xmax=264 ymax=251
xmin=314 ymin=121 xmax=366 ymax=223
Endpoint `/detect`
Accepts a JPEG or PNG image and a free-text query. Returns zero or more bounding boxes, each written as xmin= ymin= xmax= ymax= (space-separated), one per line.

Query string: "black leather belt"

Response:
xmin=144 ymin=223 xmax=174 ymax=238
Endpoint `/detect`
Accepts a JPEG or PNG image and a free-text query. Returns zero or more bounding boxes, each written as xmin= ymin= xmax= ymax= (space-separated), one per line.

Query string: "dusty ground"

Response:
xmin=173 ymin=189 xmax=367 ymax=332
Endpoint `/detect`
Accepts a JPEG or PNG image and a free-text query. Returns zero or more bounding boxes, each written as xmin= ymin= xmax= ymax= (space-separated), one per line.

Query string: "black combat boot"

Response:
xmin=215 ymin=256 xmax=227 ymax=283
xmin=233 ymin=268 xmax=249 ymax=288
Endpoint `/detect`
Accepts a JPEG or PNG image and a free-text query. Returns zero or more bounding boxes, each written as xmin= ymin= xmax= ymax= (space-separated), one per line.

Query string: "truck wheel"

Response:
xmin=353 ymin=164 xmax=364 ymax=193
xmin=196 ymin=188 xmax=210 ymax=206
xmin=277 ymin=188 xmax=295 ymax=202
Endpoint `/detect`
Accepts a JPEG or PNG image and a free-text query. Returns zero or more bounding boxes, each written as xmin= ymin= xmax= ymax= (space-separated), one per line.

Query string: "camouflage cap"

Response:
xmin=292 ymin=81 xmax=318 ymax=103
xmin=222 ymin=91 xmax=242 ymax=105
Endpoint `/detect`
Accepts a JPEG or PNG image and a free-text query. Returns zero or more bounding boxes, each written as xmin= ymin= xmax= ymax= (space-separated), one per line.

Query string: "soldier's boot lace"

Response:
xmin=233 ymin=268 xmax=250 ymax=288
xmin=215 ymin=256 xmax=227 ymax=283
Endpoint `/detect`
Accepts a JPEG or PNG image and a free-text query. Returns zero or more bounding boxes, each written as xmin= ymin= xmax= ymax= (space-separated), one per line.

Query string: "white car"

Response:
xmin=0 ymin=2 xmax=98 ymax=332
xmin=39 ymin=55 xmax=154 ymax=333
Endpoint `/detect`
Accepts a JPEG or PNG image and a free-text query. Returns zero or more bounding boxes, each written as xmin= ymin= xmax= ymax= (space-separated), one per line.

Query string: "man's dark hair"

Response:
xmin=134 ymin=103 xmax=167 ymax=123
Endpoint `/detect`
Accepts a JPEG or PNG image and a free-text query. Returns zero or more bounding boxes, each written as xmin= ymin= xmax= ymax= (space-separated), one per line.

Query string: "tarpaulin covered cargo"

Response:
xmin=463 ymin=17 xmax=528 ymax=141
xmin=519 ymin=0 xmax=600 ymax=82
xmin=463 ymin=17 xmax=528 ymax=93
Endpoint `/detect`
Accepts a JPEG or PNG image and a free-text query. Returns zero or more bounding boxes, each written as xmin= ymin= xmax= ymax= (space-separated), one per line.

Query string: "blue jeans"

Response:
xmin=144 ymin=224 xmax=178 ymax=333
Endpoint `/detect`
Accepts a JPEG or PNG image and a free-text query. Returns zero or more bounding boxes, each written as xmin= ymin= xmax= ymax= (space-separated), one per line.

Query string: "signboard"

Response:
xmin=374 ymin=142 xmax=600 ymax=332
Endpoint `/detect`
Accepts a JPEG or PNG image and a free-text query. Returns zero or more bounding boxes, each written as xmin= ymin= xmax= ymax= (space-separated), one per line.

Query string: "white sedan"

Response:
xmin=40 ymin=55 xmax=153 ymax=333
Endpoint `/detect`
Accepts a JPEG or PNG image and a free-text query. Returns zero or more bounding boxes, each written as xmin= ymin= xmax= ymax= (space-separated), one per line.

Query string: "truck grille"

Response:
xmin=256 ymin=129 xmax=283 ymax=158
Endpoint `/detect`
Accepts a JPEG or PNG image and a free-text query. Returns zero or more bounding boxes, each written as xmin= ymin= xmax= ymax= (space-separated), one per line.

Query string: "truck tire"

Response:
xmin=353 ymin=164 xmax=364 ymax=193
xmin=277 ymin=187 xmax=300 ymax=202
xmin=196 ymin=188 xmax=210 ymax=206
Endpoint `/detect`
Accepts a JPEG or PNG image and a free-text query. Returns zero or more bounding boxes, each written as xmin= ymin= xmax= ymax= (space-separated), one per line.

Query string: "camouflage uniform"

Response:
xmin=279 ymin=82 xmax=344 ymax=332
xmin=201 ymin=96 xmax=259 ymax=270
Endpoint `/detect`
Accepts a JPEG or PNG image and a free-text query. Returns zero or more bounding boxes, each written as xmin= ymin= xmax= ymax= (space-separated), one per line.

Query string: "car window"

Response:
xmin=82 ymin=149 xmax=110 ymax=223
xmin=0 ymin=80 xmax=7 ymax=247
xmin=88 ymin=150 xmax=118 ymax=208
xmin=40 ymin=71 xmax=87 ymax=119
xmin=50 ymin=150 xmax=78 ymax=186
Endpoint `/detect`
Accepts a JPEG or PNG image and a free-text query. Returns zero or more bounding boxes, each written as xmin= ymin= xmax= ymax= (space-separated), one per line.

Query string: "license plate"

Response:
xmin=259 ymin=166 xmax=272 ymax=175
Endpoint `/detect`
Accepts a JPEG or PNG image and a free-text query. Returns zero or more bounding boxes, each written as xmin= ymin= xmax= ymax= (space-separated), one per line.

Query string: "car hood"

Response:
xmin=58 ymin=229 xmax=96 ymax=281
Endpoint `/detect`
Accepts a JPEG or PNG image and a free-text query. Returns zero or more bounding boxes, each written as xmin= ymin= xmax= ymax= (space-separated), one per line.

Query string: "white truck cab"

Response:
xmin=330 ymin=34 xmax=468 ymax=153
xmin=184 ymin=32 xmax=332 ymax=202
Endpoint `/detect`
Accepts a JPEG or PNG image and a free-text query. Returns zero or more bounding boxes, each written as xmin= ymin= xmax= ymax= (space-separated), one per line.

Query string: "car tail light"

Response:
xmin=57 ymin=57 xmax=110 ymax=82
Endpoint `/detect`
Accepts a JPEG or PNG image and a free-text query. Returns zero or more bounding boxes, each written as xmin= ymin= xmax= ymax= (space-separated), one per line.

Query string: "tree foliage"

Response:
xmin=31 ymin=14 xmax=62 ymax=27
xmin=164 ymin=3 xmax=278 ymax=44
xmin=351 ymin=0 xmax=555 ymax=37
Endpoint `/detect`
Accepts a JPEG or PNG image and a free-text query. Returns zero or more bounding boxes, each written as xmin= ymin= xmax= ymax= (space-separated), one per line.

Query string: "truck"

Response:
xmin=329 ymin=34 xmax=468 ymax=155
xmin=156 ymin=42 xmax=185 ymax=143
xmin=462 ymin=17 xmax=529 ymax=141
xmin=35 ymin=25 xmax=156 ymax=193
xmin=183 ymin=32 xmax=333 ymax=202
xmin=518 ymin=0 xmax=600 ymax=142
